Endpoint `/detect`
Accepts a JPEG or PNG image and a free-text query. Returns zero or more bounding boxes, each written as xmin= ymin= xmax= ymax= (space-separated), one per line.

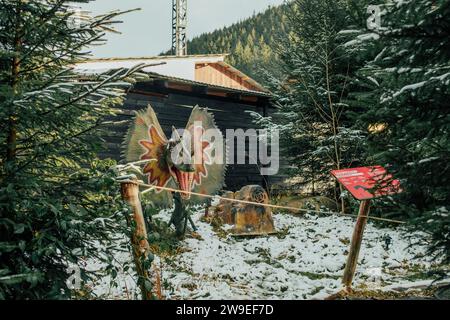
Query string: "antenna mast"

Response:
xmin=172 ymin=0 xmax=188 ymax=56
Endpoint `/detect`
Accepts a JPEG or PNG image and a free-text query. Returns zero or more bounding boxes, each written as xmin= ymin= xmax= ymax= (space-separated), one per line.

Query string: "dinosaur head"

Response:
xmin=165 ymin=127 xmax=195 ymax=200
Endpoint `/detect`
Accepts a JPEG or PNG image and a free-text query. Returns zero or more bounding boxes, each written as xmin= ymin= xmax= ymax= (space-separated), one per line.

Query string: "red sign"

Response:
xmin=331 ymin=166 xmax=402 ymax=201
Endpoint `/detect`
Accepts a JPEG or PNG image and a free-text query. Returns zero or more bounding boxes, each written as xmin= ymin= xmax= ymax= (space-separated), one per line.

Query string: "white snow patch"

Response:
xmin=344 ymin=33 xmax=380 ymax=47
xmin=89 ymin=210 xmax=439 ymax=300
xmin=382 ymin=72 xmax=450 ymax=103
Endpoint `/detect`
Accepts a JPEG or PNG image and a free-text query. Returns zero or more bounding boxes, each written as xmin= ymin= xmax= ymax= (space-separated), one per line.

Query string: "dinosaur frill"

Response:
xmin=124 ymin=105 xmax=226 ymax=208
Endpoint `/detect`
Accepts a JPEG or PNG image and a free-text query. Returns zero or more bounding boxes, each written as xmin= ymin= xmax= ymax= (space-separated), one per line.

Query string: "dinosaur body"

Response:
xmin=124 ymin=105 xmax=226 ymax=234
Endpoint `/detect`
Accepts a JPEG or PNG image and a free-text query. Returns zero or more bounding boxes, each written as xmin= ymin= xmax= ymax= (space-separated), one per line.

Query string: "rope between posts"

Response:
xmin=118 ymin=179 xmax=406 ymax=225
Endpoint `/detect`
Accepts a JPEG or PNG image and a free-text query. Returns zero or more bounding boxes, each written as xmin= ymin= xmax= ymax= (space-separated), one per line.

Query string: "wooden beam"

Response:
xmin=226 ymin=92 xmax=242 ymax=100
xmin=130 ymin=89 xmax=168 ymax=99
xmin=241 ymin=96 xmax=258 ymax=103
xmin=206 ymin=90 xmax=228 ymax=98
xmin=167 ymin=82 xmax=193 ymax=92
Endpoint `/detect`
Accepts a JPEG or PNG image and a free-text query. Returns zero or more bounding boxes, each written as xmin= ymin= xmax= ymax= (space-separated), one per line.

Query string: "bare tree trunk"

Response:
xmin=325 ymin=50 xmax=345 ymax=213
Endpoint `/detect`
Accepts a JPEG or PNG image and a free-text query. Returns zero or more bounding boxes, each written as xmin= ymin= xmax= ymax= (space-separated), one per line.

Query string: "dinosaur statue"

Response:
xmin=124 ymin=105 xmax=226 ymax=236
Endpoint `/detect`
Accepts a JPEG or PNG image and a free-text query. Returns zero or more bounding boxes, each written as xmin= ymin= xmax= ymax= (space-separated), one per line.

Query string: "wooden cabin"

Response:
xmin=76 ymin=54 xmax=286 ymax=191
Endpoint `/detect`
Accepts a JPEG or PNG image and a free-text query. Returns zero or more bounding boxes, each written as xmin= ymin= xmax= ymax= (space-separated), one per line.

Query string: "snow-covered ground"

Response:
xmin=89 ymin=210 xmax=443 ymax=300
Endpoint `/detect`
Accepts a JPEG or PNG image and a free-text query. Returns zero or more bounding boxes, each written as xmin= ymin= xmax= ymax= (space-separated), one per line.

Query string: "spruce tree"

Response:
xmin=352 ymin=0 xmax=450 ymax=260
xmin=0 ymin=0 xmax=146 ymax=299
xmin=253 ymin=0 xmax=368 ymax=210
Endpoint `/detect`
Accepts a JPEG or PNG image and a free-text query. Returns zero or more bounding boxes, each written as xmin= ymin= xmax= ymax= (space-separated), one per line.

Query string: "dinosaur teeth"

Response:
xmin=174 ymin=169 xmax=194 ymax=200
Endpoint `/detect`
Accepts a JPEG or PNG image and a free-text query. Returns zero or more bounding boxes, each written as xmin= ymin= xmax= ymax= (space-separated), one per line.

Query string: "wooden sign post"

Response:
xmin=331 ymin=166 xmax=401 ymax=291
xmin=120 ymin=177 xmax=153 ymax=300
xmin=342 ymin=200 xmax=371 ymax=289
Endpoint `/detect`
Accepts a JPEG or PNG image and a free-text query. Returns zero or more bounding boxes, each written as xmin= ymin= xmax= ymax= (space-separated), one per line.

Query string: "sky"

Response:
xmin=80 ymin=0 xmax=285 ymax=58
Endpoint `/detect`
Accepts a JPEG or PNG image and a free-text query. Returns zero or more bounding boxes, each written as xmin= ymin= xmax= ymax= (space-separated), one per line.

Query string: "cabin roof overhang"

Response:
xmin=75 ymin=54 xmax=273 ymax=105
xmin=128 ymin=71 xmax=272 ymax=106
xmin=143 ymin=71 xmax=271 ymax=97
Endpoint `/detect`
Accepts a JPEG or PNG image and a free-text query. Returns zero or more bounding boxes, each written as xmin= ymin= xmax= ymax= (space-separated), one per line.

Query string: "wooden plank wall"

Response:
xmin=100 ymin=86 xmax=285 ymax=192
xmin=195 ymin=63 xmax=257 ymax=92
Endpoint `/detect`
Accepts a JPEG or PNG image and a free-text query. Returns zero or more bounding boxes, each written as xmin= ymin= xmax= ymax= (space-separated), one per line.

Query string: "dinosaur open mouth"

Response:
xmin=171 ymin=167 xmax=194 ymax=200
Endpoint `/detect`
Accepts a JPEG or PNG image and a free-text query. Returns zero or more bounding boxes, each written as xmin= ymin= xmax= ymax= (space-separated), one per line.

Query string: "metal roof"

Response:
xmin=84 ymin=54 xmax=229 ymax=62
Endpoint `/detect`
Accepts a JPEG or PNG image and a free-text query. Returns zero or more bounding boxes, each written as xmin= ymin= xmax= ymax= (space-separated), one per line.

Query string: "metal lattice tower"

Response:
xmin=172 ymin=0 xmax=188 ymax=56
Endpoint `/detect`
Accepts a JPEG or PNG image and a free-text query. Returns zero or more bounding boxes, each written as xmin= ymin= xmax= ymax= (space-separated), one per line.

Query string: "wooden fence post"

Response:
xmin=120 ymin=178 xmax=153 ymax=300
xmin=342 ymin=200 xmax=371 ymax=291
